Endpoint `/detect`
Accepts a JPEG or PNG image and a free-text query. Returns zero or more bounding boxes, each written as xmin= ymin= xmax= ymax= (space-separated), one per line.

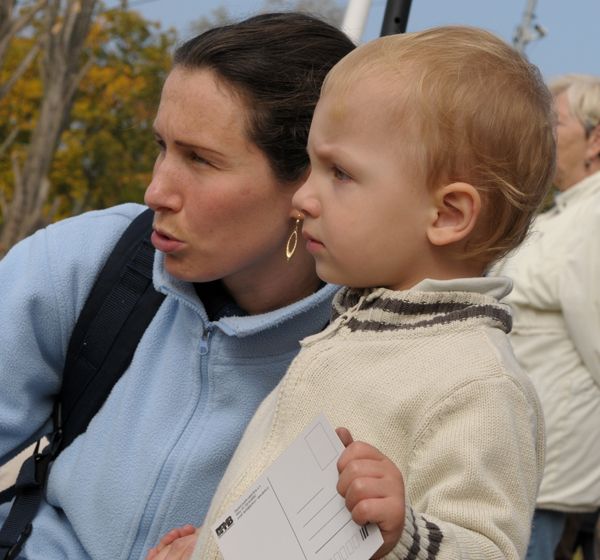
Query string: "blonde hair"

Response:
xmin=549 ymin=74 xmax=600 ymax=135
xmin=323 ymin=26 xmax=556 ymax=266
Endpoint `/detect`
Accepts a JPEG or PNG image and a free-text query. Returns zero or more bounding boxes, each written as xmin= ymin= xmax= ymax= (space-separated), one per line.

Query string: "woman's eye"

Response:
xmin=155 ymin=138 xmax=166 ymax=151
xmin=190 ymin=152 xmax=209 ymax=165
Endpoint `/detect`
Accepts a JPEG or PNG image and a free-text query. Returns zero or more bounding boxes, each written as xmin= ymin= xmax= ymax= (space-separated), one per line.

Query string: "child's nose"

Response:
xmin=292 ymin=175 xmax=320 ymax=218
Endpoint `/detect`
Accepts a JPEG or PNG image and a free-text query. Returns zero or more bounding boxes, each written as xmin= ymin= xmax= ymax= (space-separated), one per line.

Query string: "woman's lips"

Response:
xmin=150 ymin=229 xmax=185 ymax=253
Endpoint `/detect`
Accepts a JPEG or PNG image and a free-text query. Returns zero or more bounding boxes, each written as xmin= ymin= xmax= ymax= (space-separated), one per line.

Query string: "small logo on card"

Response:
xmin=215 ymin=515 xmax=234 ymax=538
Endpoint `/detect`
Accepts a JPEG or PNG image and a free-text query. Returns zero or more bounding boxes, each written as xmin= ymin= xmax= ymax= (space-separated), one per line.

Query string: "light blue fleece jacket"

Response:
xmin=0 ymin=203 xmax=337 ymax=559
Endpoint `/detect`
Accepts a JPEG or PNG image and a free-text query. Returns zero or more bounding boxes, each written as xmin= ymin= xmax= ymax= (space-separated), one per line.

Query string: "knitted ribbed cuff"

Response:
xmin=387 ymin=504 xmax=443 ymax=559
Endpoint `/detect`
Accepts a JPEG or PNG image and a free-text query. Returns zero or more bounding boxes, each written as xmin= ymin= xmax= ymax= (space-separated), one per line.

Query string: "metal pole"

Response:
xmin=380 ymin=0 xmax=413 ymax=36
xmin=341 ymin=0 xmax=373 ymax=44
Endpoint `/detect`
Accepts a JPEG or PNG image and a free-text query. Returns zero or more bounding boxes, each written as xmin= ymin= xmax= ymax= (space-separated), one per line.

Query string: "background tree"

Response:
xmin=0 ymin=1 xmax=175 ymax=256
xmin=0 ymin=0 xmax=98 ymax=254
xmin=49 ymin=9 xmax=174 ymax=217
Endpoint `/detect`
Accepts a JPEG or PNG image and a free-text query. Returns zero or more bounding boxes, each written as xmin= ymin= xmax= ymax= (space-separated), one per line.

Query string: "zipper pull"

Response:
xmin=199 ymin=328 xmax=212 ymax=355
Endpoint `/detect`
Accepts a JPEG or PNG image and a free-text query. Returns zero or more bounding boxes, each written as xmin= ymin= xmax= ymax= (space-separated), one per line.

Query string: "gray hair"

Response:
xmin=550 ymin=74 xmax=600 ymax=136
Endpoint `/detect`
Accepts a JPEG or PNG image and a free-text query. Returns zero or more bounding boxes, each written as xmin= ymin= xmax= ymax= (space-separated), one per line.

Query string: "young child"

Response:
xmin=149 ymin=25 xmax=555 ymax=560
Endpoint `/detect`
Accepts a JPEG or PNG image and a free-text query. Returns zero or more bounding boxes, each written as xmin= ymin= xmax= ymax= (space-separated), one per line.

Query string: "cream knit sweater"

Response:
xmin=192 ymin=277 xmax=544 ymax=560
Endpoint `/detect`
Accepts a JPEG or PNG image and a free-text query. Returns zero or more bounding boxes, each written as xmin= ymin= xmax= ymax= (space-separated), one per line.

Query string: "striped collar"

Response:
xmin=331 ymin=277 xmax=512 ymax=334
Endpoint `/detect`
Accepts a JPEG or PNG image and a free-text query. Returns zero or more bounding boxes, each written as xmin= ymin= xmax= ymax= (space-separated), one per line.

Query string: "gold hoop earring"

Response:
xmin=285 ymin=217 xmax=302 ymax=261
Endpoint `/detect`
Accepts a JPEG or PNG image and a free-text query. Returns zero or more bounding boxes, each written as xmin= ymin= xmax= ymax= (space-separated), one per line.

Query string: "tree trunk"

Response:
xmin=0 ymin=0 xmax=97 ymax=256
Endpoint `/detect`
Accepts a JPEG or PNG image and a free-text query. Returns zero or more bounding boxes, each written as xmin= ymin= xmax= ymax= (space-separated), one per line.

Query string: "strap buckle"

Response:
xmin=1 ymin=523 xmax=31 ymax=560
xmin=32 ymin=403 xmax=63 ymax=486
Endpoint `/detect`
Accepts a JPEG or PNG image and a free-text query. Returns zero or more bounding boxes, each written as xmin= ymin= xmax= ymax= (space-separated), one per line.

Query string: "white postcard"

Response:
xmin=211 ymin=413 xmax=383 ymax=560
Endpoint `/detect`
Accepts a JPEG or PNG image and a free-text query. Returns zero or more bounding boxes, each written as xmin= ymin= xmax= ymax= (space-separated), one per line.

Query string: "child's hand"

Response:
xmin=146 ymin=524 xmax=199 ymax=560
xmin=336 ymin=427 xmax=406 ymax=559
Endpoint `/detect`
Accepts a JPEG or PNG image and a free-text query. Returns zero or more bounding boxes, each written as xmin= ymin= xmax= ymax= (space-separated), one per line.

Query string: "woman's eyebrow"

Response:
xmin=153 ymin=128 xmax=226 ymax=158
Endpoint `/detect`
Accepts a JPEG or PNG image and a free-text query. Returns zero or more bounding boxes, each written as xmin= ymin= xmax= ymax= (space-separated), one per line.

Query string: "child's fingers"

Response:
xmin=347 ymin=494 xmax=405 ymax=560
xmin=335 ymin=444 xmax=406 ymax=560
xmin=154 ymin=529 xmax=182 ymax=553
xmin=337 ymin=458 xmax=386 ymax=496
xmin=153 ymin=533 xmax=199 ymax=560
xmin=348 ymin=495 xmax=404 ymax=528
xmin=337 ymin=440 xmax=384 ymax=473
xmin=335 ymin=426 xmax=354 ymax=447
xmin=343 ymin=474 xmax=403 ymax=514
xmin=348 ymin=496 xmax=406 ymax=560
xmin=176 ymin=525 xmax=197 ymax=539
xmin=154 ymin=525 xmax=197 ymax=553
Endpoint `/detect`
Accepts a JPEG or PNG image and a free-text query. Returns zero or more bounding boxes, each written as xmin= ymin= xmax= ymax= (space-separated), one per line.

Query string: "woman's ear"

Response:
xmin=427 ymin=182 xmax=481 ymax=247
xmin=585 ymin=124 xmax=600 ymax=162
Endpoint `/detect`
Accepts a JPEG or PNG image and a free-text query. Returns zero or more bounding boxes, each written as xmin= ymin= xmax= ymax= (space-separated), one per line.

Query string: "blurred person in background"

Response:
xmin=493 ymin=74 xmax=600 ymax=560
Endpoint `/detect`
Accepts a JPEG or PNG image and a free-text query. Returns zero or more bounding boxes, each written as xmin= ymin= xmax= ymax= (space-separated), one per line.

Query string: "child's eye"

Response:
xmin=155 ymin=137 xmax=166 ymax=151
xmin=332 ymin=166 xmax=351 ymax=182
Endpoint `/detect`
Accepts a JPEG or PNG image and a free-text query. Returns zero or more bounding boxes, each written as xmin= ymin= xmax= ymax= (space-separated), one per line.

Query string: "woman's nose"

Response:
xmin=144 ymin=156 xmax=183 ymax=212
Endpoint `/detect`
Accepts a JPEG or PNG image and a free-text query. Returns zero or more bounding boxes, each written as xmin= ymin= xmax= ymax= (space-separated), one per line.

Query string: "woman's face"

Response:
xmin=145 ymin=67 xmax=308 ymax=299
xmin=554 ymin=92 xmax=591 ymax=191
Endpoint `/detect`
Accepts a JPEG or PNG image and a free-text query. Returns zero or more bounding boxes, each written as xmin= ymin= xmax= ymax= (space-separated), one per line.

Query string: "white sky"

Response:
xmin=122 ymin=0 xmax=600 ymax=82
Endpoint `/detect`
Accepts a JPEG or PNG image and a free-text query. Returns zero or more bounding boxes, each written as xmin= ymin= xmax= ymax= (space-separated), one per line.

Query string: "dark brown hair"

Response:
xmin=173 ymin=12 xmax=355 ymax=183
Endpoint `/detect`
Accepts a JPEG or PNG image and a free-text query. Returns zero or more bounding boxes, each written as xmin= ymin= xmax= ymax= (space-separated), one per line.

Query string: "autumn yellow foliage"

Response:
xmin=0 ymin=6 xmax=175 ymax=242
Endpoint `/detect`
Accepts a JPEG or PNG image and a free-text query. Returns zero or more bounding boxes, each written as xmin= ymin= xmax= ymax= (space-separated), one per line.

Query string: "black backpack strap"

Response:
xmin=0 ymin=207 xmax=165 ymax=559
xmin=59 ymin=207 xmax=165 ymax=451
xmin=0 ymin=438 xmax=59 ymax=560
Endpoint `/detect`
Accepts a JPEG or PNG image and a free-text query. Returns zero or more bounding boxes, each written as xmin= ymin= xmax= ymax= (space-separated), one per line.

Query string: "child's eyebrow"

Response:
xmin=307 ymin=140 xmax=335 ymax=161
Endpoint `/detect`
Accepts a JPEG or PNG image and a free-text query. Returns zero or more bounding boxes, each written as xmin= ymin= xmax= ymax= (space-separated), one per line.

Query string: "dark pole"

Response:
xmin=380 ymin=0 xmax=413 ymax=36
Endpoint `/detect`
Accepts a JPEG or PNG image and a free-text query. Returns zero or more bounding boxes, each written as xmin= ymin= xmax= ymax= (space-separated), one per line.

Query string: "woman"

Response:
xmin=0 ymin=13 xmax=354 ymax=560
xmin=494 ymin=74 xmax=600 ymax=559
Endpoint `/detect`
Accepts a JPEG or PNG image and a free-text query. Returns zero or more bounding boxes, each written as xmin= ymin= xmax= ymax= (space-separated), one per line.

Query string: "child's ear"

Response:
xmin=427 ymin=182 xmax=481 ymax=247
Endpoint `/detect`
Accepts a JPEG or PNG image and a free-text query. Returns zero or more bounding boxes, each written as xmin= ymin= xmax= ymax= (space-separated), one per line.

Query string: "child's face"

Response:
xmin=292 ymin=81 xmax=436 ymax=290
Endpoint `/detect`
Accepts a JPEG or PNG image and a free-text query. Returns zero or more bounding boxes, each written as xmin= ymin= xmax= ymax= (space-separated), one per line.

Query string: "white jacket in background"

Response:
xmin=494 ymin=170 xmax=600 ymax=512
